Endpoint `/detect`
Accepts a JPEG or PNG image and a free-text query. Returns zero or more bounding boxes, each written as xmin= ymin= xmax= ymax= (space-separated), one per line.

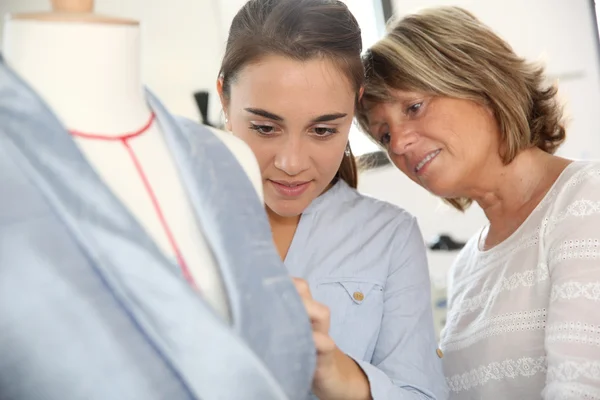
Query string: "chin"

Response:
xmin=270 ymin=205 xmax=305 ymax=219
xmin=417 ymin=166 xmax=462 ymax=196
xmin=422 ymin=180 xmax=462 ymax=199
xmin=266 ymin=198 xmax=308 ymax=219
xmin=264 ymin=183 xmax=319 ymax=217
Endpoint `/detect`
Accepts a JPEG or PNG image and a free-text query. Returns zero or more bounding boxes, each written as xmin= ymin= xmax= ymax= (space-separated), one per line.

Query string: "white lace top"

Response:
xmin=440 ymin=161 xmax=600 ymax=399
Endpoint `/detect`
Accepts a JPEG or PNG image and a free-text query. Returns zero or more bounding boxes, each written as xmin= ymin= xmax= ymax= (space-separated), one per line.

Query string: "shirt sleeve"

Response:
xmin=543 ymin=168 xmax=600 ymax=399
xmin=352 ymin=216 xmax=448 ymax=399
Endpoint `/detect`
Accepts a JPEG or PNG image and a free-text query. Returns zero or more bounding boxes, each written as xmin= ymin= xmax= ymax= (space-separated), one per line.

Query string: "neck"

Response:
xmin=266 ymin=207 xmax=300 ymax=261
xmin=470 ymin=148 xmax=569 ymax=225
xmin=267 ymin=208 xmax=301 ymax=227
xmin=2 ymin=15 xmax=150 ymax=134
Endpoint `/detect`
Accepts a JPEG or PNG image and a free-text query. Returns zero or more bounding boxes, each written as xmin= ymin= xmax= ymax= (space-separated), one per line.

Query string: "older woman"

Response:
xmin=357 ymin=6 xmax=600 ymax=400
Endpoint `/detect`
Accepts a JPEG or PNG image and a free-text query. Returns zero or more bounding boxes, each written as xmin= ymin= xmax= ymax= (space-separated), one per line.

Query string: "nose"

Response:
xmin=273 ymin=135 xmax=310 ymax=176
xmin=388 ymin=122 xmax=419 ymax=156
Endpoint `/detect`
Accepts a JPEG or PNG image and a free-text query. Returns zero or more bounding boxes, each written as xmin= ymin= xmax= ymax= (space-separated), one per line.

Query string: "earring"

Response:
xmin=345 ymin=144 xmax=351 ymax=156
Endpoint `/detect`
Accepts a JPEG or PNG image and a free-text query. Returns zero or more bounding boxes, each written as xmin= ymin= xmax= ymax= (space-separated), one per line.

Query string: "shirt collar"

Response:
xmin=303 ymin=179 xmax=356 ymax=215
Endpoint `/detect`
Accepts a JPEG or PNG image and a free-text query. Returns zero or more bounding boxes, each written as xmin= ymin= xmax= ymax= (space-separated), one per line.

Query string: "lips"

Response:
xmin=414 ymin=149 xmax=441 ymax=173
xmin=269 ymin=180 xmax=311 ymax=197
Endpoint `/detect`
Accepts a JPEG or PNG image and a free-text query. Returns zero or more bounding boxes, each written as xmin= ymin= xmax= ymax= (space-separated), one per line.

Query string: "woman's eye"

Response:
xmin=249 ymin=124 xmax=276 ymax=135
xmin=313 ymin=127 xmax=338 ymax=136
xmin=407 ymin=102 xmax=422 ymax=114
xmin=380 ymin=132 xmax=391 ymax=146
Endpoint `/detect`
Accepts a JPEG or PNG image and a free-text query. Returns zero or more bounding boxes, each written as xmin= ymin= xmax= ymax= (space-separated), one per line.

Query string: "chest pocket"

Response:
xmin=313 ymin=279 xmax=384 ymax=359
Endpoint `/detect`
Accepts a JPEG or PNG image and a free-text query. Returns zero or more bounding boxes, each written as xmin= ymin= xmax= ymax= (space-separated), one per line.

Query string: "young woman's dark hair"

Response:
xmin=219 ymin=0 xmax=363 ymax=188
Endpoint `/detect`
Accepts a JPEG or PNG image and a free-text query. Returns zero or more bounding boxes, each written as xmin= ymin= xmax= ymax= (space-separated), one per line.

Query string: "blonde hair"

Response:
xmin=356 ymin=6 xmax=566 ymax=211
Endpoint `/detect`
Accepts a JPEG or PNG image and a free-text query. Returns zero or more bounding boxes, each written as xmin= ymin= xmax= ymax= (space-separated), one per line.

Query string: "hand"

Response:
xmin=293 ymin=278 xmax=372 ymax=400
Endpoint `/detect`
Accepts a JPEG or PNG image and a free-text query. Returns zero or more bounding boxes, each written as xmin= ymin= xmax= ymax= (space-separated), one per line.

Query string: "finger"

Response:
xmin=313 ymin=331 xmax=336 ymax=355
xmin=292 ymin=277 xmax=313 ymax=299
xmin=304 ymin=298 xmax=331 ymax=334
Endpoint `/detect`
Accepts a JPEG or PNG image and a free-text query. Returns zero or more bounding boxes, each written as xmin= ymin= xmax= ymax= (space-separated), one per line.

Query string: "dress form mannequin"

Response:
xmin=3 ymin=0 xmax=262 ymax=321
xmin=0 ymin=2 xmax=316 ymax=397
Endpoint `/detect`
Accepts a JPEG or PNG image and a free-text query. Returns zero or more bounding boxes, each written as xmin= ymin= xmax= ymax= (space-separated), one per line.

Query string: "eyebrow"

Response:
xmin=244 ymin=108 xmax=347 ymax=123
xmin=311 ymin=113 xmax=347 ymax=123
xmin=244 ymin=108 xmax=283 ymax=121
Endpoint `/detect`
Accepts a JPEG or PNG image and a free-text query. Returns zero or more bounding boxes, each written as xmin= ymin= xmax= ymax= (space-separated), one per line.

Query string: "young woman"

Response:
xmin=217 ymin=1 xmax=447 ymax=399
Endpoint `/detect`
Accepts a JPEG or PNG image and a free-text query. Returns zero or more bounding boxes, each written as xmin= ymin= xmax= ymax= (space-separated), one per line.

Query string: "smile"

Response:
xmin=415 ymin=149 xmax=441 ymax=173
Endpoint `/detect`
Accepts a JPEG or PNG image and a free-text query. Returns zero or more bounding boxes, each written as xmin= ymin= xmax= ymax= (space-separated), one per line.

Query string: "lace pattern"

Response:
xmin=444 ymin=262 xmax=549 ymax=329
xmin=544 ymin=382 xmax=600 ymax=400
xmin=550 ymin=238 xmax=600 ymax=266
xmin=446 ymin=356 xmax=547 ymax=393
xmin=443 ymin=308 xmax=546 ymax=353
xmin=547 ymin=360 xmax=600 ymax=383
xmin=550 ymin=282 xmax=600 ymax=303
xmin=547 ymin=200 xmax=600 ymax=235
xmin=547 ymin=321 xmax=600 ymax=347
xmin=477 ymin=227 xmax=541 ymax=268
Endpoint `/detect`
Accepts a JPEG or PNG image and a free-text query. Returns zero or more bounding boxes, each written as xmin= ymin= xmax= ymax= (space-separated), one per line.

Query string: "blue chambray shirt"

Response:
xmin=285 ymin=180 xmax=449 ymax=399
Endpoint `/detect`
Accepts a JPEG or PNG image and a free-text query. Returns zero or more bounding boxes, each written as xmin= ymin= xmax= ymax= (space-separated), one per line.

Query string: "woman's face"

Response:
xmin=220 ymin=55 xmax=355 ymax=218
xmin=365 ymin=90 xmax=502 ymax=199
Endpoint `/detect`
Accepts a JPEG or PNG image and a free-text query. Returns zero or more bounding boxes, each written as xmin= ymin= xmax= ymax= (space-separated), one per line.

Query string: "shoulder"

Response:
xmin=546 ymin=160 xmax=600 ymax=214
xmin=543 ymin=160 xmax=600 ymax=262
xmin=357 ymin=185 xmax=415 ymax=223
xmin=206 ymin=127 xmax=263 ymax=201
xmin=329 ymin=182 xmax=419 ymax=240
xmin=304 ymin=183 xmax=427 ymax=283
xmin=175 ymin=118 xmax=263 ymax=201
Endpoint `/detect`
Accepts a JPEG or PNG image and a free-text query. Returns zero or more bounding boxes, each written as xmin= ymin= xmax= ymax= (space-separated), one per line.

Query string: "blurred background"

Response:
xmin=3 ymin=0 xmax=599 ymax=338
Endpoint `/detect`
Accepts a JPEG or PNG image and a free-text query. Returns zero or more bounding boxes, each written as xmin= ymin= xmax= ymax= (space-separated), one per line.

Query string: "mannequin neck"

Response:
xmin=2 ymin=17 xmax=150 ymax=134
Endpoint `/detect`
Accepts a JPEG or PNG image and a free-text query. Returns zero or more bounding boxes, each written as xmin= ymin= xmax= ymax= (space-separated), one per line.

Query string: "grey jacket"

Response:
xmin=0 ymin=58 xmax=315 ymax=400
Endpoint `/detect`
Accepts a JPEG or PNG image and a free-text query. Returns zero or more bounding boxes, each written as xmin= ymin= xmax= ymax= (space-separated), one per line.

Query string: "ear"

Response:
xmin=358 ymin=86 xmax=365 ymax=103
xmin=216 ymin=77 xmax=233 ymax=131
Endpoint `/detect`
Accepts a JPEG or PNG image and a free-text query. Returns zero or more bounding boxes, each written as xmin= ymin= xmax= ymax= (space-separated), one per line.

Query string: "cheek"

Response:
xmin=312 ymin=139 xmax=347 ymax=175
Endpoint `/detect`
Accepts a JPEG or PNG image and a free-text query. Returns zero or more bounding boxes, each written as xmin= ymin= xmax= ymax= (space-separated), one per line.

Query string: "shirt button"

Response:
xmin=436 ymin=348 xmax=444 ymax=358
xmin=353 ymin=291 xmax=364 ymax=301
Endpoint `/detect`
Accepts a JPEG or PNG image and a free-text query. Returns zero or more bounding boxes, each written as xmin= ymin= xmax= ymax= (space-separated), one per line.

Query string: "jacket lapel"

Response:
xmin=148 ymin=92 xmax=316 ymax=399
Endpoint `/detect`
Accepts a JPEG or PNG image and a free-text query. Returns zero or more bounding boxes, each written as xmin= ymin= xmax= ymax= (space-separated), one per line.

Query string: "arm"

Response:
xmin=351 ymin=217 xmax=448 ymax=399
xmin=543 ymin=181 xmax=600 ymax=399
